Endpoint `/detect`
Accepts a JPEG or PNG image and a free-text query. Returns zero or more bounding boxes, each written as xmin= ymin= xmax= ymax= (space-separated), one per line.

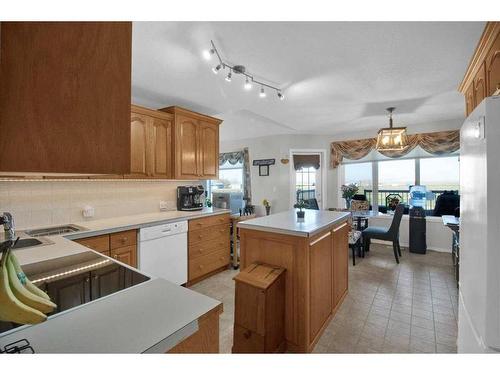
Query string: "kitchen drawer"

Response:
xmin=189 ymin=237 xmax=230 ymax=260
xmin=110 ymin=230 xmax=137 ymax=249
xmin=232 ymin=324 xmax=265 ymax=353
xmin=189 ymin=248 xmax=230 ymax=281
xmin=189 ymin=214 xmax=230 ymax=231
xmin=189 ymin=224 xmax=230 ymax=245
xmin=74 ymin=235 xmax=110 ymax=253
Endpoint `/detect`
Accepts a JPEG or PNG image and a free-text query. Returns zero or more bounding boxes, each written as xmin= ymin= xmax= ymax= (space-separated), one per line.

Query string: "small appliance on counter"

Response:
xmin=177 ymin=185 xmax=205 ymax=211
xmin=212 ymin=191 xmax=244 ymax=214
xmin=408 ymin=185 xmax=427 ymax=254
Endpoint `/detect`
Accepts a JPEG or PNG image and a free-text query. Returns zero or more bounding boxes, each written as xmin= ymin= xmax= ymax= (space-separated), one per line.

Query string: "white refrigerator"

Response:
xmin=458 ymin=96 xmax=500 ymax=353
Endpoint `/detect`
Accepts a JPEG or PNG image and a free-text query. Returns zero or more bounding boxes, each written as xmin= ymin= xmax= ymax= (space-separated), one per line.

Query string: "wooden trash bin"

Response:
xmin=232 ymin=262 xmax=286 ymax=353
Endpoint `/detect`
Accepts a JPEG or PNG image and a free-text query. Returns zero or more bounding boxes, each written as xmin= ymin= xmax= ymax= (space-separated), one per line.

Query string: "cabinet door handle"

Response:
xmin=310 ymin=231 xmax=331 ymax=246
xmin=333 ymin=222 xmax=348 ymax=232
xmin=85 ymin=277 xmax=90 ymax=283
xmin=243 ymin=330 xmax=252 ymax=339
xmin=113 ymin=255 xmax=118 ymax=259
xmin=93 ymin=275 xmax=99 ymax=280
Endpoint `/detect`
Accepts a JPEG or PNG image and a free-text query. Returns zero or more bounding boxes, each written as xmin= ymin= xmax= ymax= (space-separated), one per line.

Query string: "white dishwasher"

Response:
xmin=139 ymin=221 xmax=188 ymax=285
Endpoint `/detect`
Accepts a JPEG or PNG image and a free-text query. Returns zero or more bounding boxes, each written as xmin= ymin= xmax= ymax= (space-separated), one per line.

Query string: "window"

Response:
xmin=210 ymin=161 xmax=244 ymax=193
xmin=340 ymin=156 xmax=459 ymax=213
xmin=378 ymin=159 xmax=415 ymax=191
xmin=295 ymin=166 xmax=316 ymax=201
xmin=420 ymin=156 xmax=459 ymax=191
xmin=344 ymin=162 xmax=372 ymax=202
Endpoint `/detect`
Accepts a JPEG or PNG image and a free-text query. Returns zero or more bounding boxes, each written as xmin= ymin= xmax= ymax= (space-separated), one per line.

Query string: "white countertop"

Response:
xmin=0 ymin=279 xmax=220 ymax=353
xmin=237 ymin=209 xmax=351 ymax=237
xmin=7 ymin=208 xmax=230 ymax=267
xmin=0 ymin=208 xmax=229 ymax=353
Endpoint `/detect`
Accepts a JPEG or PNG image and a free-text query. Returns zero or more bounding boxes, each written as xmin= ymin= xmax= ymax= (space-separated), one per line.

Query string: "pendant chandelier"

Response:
xmin=376 ymin=107 xmax=409 ymax=151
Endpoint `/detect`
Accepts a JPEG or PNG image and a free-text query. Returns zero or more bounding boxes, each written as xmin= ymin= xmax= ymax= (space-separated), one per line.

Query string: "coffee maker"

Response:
xmin=177 ymin=185 xmax=205 ymax=211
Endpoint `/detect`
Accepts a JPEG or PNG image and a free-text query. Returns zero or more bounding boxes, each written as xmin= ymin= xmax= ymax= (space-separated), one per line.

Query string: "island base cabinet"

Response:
xmin=239 ymin=219 xmax=350 ymax=353
xmin=332 ymin=222 xmax=349 ymax=311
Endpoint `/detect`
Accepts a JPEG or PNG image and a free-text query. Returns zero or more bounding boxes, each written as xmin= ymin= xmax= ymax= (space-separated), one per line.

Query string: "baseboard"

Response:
xmin=371 ymin=239 xmax=451 ymax=253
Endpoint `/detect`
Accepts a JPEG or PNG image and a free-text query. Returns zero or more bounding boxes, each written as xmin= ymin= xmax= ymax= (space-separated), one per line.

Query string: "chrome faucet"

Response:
xmin=0 ymin=212 xmax=15 ymax=240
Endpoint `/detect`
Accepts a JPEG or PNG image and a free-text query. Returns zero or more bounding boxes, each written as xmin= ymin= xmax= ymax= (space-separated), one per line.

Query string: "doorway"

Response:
xmin=289 ymin=150 xmax=327 ymax=210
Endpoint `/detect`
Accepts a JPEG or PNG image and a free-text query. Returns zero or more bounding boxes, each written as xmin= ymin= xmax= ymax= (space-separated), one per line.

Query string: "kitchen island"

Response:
xmin=238 ymin=209 xmax=351 ymax=353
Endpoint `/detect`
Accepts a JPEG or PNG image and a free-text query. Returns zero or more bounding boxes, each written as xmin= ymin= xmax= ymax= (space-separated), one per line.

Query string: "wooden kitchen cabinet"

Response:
xmin=0 ymin=22 xmax=132 ymax=174
xmin=309 ymin=230 xmax=333 ymax=342
xmin=460 ymin=22 xmax=500 ymax=115
xmin=129 ymin=105 xmax=173 ymax=178
xmin=159 ymin=106 xmax=222 ymax=180
xmin=73 ymin=229 xmax=138 ymax=268
xmin=46 ymin=272 xmax=91 ymax=313
xmin=187 ymin=214 xmax=231 ymax=285
xmin=332 ymin=222 xmax=349 ymax=311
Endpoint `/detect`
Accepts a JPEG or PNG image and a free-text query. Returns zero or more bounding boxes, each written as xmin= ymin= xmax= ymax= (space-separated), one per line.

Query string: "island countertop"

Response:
xmin=237 ymin=209 xmax=351 ymax=237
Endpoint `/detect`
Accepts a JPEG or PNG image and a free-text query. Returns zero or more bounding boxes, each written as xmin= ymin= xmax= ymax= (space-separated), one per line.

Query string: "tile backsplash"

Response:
xmin=0 ymin=180 xmax=193 ymax=229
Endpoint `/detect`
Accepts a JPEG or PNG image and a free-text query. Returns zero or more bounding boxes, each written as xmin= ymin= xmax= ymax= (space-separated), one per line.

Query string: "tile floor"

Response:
xmin=190 ymin=243 xmax=458 ymax=353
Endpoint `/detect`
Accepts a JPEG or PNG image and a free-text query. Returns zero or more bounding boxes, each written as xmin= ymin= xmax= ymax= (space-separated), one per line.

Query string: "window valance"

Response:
xmin=219 ymin=151 xmax=244 ymax=166
xmin=293 ymin=154 xmax=320 ymax=170
xmin=330 ymin=130 xmax=460 ymax=168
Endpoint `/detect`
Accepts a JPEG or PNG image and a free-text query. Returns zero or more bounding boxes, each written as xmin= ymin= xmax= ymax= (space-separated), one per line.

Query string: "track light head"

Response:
xmin=259 ymin=86 xmax=266 ymax=98
xmin=244 ymin=76 xmax=252 ymax=90
xmin=225 ymin=70 xmax=232 ymax=82
xmin=212 ymin=64 xmax=222 ymax=74
xmin=277 ymin=91 xmax=284 ymax=100
xmin=203 ymin=49 xmax=215 ymax=60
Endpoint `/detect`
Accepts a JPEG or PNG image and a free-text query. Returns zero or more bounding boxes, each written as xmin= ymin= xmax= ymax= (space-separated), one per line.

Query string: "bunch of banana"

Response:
xmin=0 ymin=241 xmax=57 ymax=325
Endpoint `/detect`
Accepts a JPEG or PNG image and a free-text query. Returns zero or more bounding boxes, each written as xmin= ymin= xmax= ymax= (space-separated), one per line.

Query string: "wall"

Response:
xmin=0 ymin=180 xmax=189 ymax=229
xmin=221 ymin=134 xmax=337 ymax=215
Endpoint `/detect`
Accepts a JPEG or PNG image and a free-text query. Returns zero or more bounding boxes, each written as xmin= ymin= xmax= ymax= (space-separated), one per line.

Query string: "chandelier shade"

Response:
xmin=375 ymin=107 xmax=409 ymax=152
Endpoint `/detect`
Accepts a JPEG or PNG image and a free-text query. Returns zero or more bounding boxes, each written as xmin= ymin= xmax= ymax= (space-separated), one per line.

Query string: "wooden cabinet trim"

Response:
xmin=459 ymin=22 xmax=500 ymax=93
xmin=159 ymin=106 xmax=222 ymax=125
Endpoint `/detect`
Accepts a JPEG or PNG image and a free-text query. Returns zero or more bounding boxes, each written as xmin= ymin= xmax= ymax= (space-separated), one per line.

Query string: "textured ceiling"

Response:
xmin=131 ymin=21 xmax=485 ymax=141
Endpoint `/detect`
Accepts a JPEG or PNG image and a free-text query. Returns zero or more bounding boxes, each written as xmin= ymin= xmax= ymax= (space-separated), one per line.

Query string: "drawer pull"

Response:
xmin=113 ymin=255 xmax=118 ymax=259
xmin=198 ymin=249 xmax=203 ymax=253
xmin=198 ymin=235 xmax=203 ymax=240
xmin=196 ymin=222 xmax=203 ymax=226
xmin=121 ymin=237 xmax=127 ymax=242
xmin=243 ymin=330 xmax=252 ymax=339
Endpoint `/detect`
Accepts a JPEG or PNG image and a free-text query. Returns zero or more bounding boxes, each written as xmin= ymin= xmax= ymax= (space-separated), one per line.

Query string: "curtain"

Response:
xmin=242 ymin=148 xmax=252 ymax=205
xmin=330 ymin=130 xmax=460 ymax=168
xmin=219 ymin=151 xmax=244 ymax=166
xmin=219 ymin=149 xmax=252 ymax=205
xmin=293 ymin=154 xmax=320 ymax=170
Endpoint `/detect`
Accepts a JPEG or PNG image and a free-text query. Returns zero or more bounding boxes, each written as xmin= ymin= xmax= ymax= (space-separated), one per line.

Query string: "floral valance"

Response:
xmin=330 ymin=130 xmax=460 ymax=168
xmin=219 ymin=151 xmax=244 ymax=166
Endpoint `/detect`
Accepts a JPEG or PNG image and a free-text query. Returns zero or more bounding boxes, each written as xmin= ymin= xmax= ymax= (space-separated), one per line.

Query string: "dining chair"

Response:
xmin=362 ymin=204 xmax=404 ymax=263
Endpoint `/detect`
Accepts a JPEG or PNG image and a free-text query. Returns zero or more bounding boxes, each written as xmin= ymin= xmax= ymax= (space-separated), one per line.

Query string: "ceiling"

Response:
xmin=131 ymin=22 xmax=485 ymax=142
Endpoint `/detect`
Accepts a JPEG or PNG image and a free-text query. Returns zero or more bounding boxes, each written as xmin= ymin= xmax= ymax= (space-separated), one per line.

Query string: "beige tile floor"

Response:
xmin=190 ymin=243 xmax=458 ymax=354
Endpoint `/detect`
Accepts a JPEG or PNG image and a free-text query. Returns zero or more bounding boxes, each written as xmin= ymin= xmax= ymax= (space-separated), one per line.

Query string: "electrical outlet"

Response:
xmin=82 ymin=205 xmax=95 ymax=218
xmin=159 ymin=201 xmax=169 ymax=211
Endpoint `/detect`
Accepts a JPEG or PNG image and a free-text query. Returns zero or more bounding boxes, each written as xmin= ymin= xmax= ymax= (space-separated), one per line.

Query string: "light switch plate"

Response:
xmin=159 ymin=201 xmax=169 ymax=211
xmin=82 ymin=205 xmax=95 ymax=218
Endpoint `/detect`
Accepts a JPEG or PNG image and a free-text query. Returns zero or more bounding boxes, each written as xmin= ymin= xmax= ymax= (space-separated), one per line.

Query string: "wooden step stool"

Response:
xmin=232 ymin=262 xmax=286 ymax=353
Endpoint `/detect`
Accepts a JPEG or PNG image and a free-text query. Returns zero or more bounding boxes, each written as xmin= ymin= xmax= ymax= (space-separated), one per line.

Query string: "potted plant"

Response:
xmin=262 ymin=199 xmax=271 ymax=216
xmin=341 ymin=183 xmax=359 ymax=210
xmin=205 ymin=198 xmax=212 ymax=208
xmin=294 ymin=200 xmax=309 ymax=219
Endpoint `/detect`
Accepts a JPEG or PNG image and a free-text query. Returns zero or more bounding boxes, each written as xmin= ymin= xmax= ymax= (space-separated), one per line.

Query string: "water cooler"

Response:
xmin=409 ymin=185 xmax=427 ymax=254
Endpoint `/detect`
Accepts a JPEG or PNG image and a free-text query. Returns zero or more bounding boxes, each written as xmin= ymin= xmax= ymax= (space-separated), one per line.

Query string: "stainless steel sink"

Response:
xmin=12 ymin=238 xmax=44 ymax=249
xmin=24 ymin=224 xmax=88 ymax=237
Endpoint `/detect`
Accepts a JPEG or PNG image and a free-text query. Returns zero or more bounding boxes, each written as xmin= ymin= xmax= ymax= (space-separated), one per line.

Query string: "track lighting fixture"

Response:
xmin=259 ymin=86 xmax=266 ymax=98
xmin=244 ymin=76 xmax=252 ymax=90
xmin=203 ymin=40 xmax=284 ymax=101
xmin=212 ymin=64 xmax=222 ymax=74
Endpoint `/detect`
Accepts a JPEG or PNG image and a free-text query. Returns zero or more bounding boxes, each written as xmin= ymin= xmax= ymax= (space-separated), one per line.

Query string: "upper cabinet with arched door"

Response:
xmin=460 ymin=22 xmax=500 ymax=116
xmin=160 ymin=106 xmax=222 ymax=180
